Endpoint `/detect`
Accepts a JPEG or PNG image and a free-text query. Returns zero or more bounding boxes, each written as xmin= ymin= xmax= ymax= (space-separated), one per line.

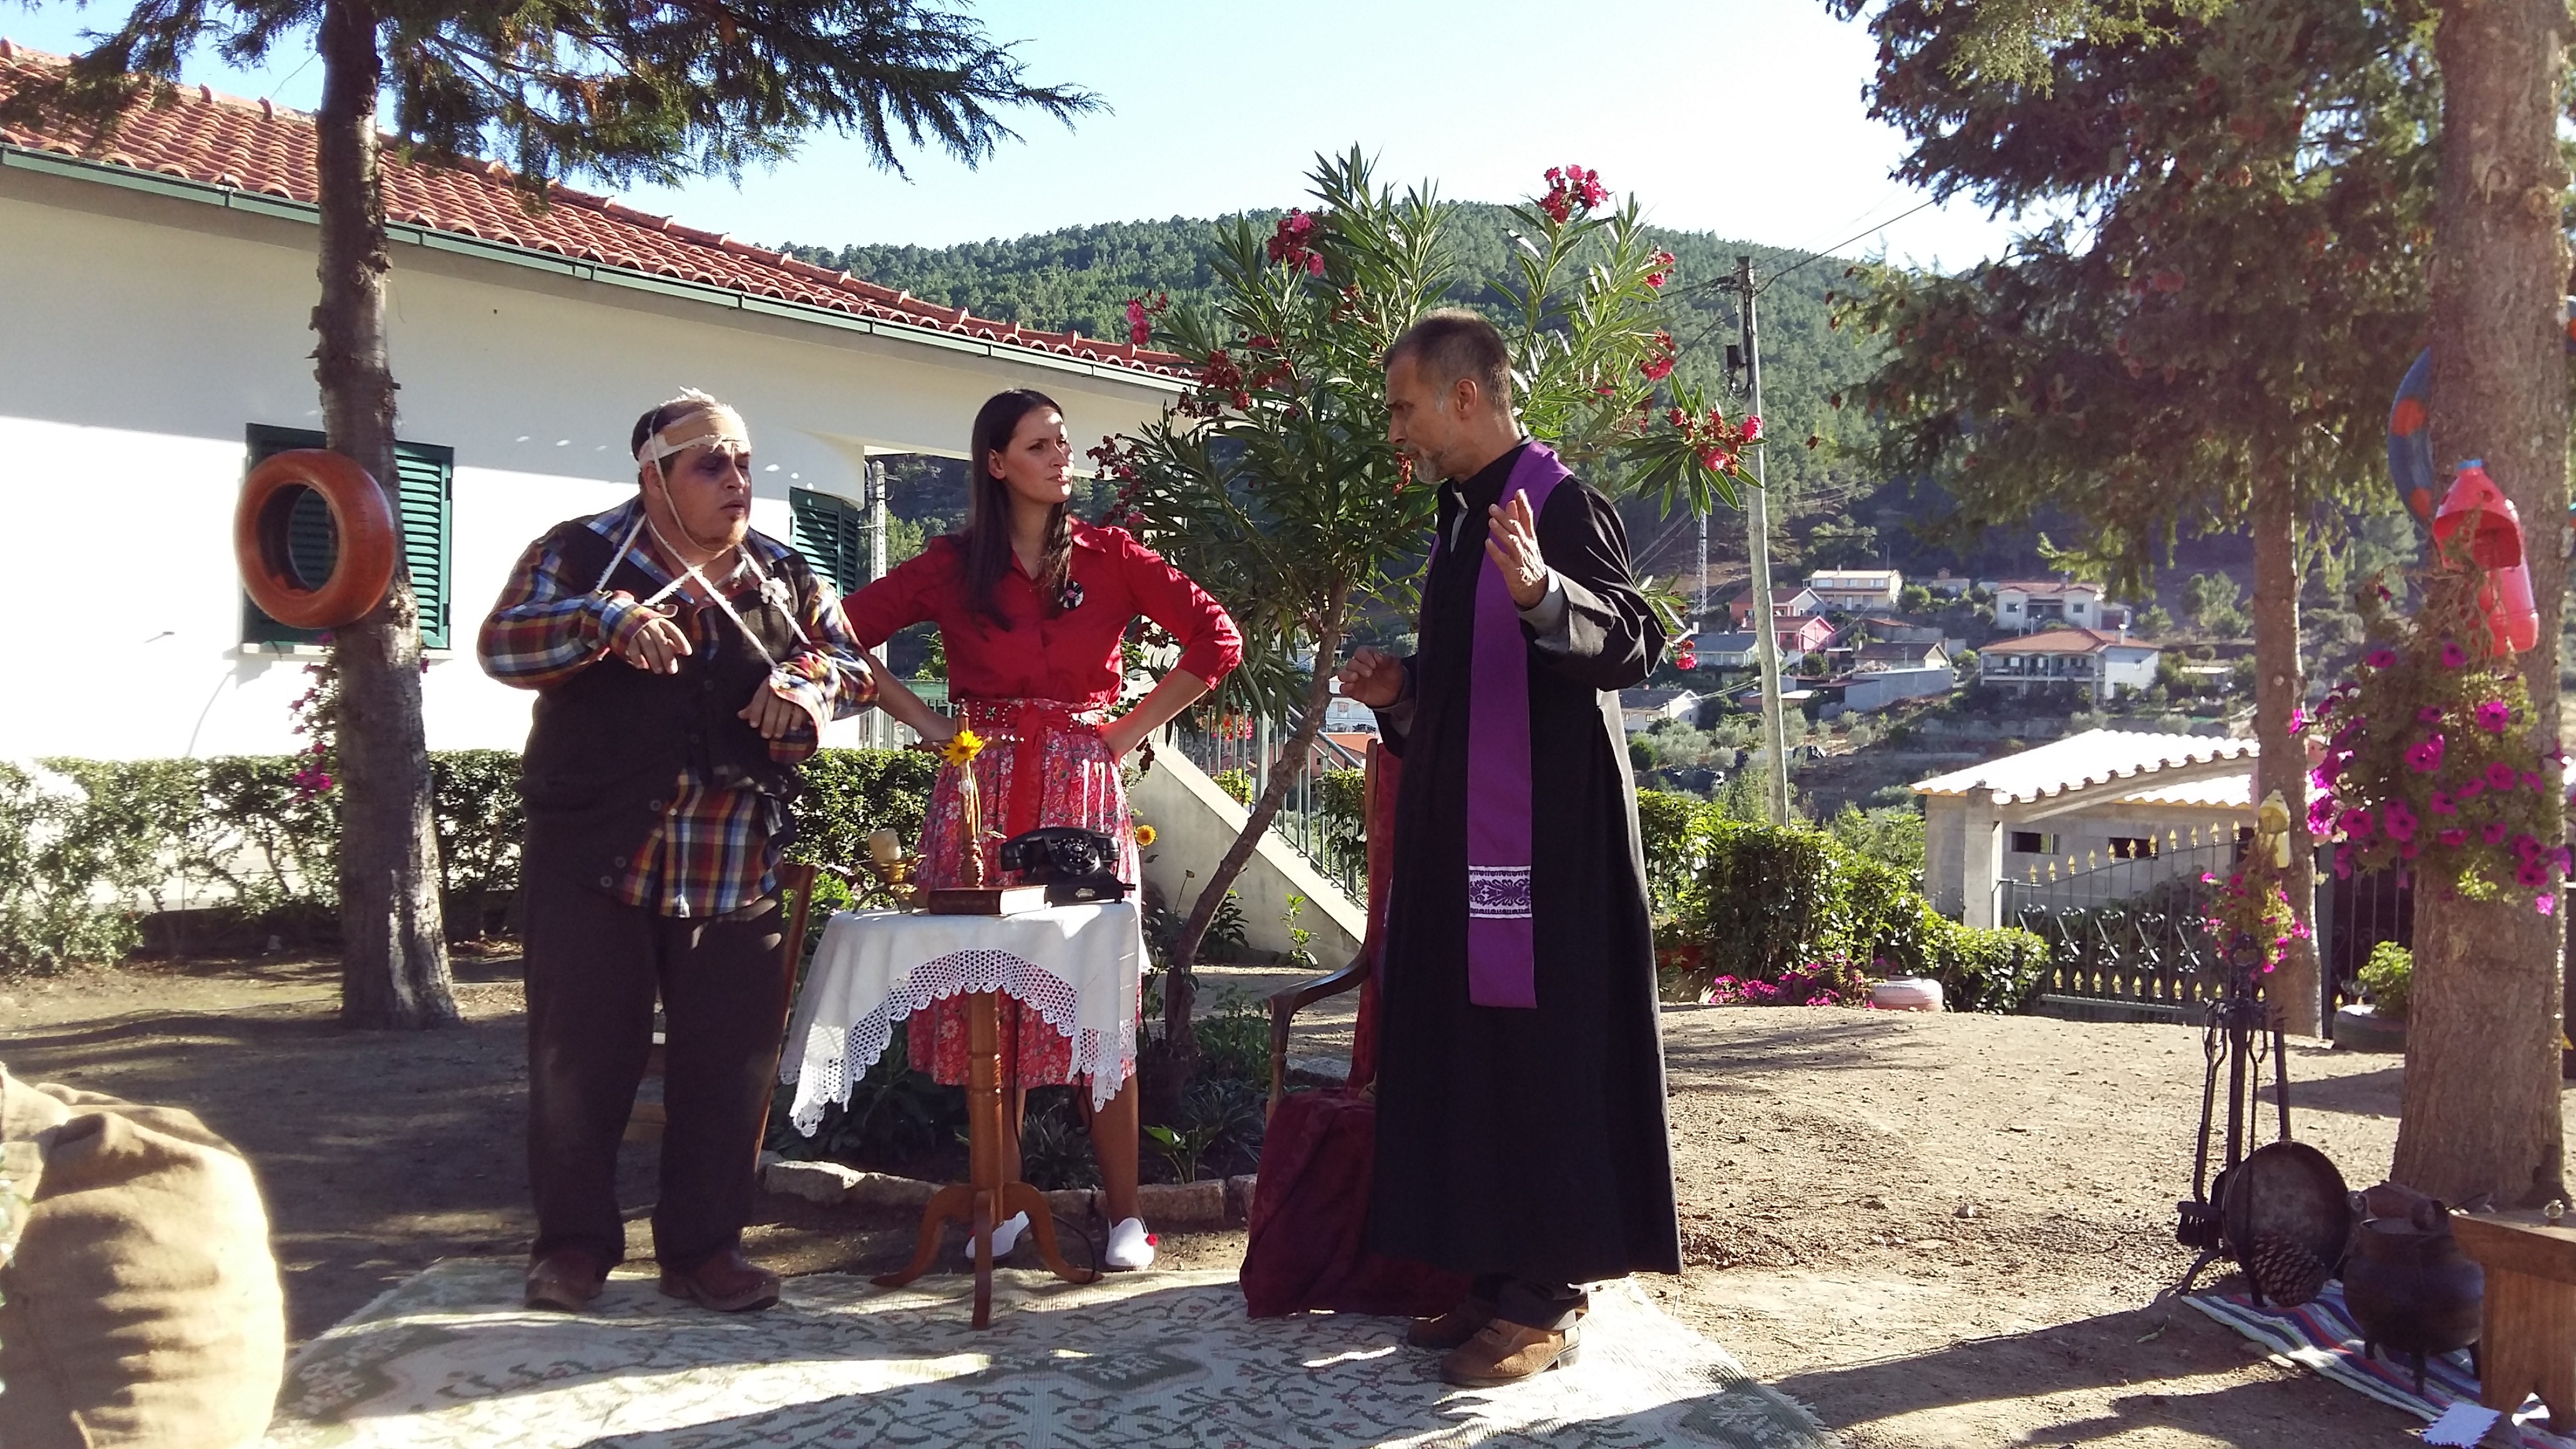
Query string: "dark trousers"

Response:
xmin=523 ymin=874 xmax=789 ymax=1272
xmin=1473 ymin=1272 xmax=1588 ymax=1331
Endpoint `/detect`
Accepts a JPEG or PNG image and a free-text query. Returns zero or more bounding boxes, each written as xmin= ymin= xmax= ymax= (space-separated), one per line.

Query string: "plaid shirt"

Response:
xmin=479 ymin=499 xmax=876 ymax=917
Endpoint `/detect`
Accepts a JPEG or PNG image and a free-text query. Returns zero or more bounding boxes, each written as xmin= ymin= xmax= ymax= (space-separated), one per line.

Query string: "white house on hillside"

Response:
xmin=1805 ymin=568 xmax=1902 ymax=613
xmin=1618 ymin=689 xmax=1700 ymax=733
xmin=1994 ymin=578 xmax=2105 ymax=633
xmin=1914 ymin=729 xmax=2257 ymax=927
xmin=1980 ymin=628 xmax=2160 ymax=698
xmin=0 ymin=45 xmax=1184 ymax=763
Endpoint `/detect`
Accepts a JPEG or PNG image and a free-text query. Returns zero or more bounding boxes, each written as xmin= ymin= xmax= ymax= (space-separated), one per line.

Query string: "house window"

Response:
xmin=2009 ymin=831 xmax=2057 ymax=854
xmin=243 ymin=426 xmax=453 ymax=650
xmin=2109 ymin=836 xmax=2159 ymax=859
xmin=789 ymin=486 xmax=868 ymax=597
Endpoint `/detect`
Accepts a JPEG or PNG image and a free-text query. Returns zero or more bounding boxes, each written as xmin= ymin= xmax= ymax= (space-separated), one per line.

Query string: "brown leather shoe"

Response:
xmin=1440 ymin=1320 xmax=1581 ymax=1387
xmin=657 ymin=1248 xmax=780 ymax=1313
xmin=524 ymin=1249 xmax=606 ymax=1312
xmin=1406 ymin=1293 xmax=1496 ymax=1350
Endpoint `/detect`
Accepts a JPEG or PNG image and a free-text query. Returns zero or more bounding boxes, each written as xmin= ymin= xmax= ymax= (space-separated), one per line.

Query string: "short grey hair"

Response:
xmin=1385 ymin=308 xmax=1512 ymax=414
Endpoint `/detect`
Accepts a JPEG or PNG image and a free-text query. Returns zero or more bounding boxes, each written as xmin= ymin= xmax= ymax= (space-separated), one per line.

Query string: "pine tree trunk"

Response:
xmin=315 ymin=0 xmax=457 ymax=1030
xmin=2392 ymin=0 xmax=2570 ymax=1206
xmin=2251 ymin=477 xmax=2320 ymax=1036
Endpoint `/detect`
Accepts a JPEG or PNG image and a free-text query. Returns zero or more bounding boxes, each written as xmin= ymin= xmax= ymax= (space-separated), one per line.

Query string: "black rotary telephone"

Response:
xmin=997 ymin=826 xmax=1129 ymax=905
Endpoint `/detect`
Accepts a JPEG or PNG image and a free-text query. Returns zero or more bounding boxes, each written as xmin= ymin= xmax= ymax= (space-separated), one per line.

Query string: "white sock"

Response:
xmin=967 ymin=1211 xmax=1030 ymax=1261
xmin=1105 ymin=1216 xmax=1156 ymax=1271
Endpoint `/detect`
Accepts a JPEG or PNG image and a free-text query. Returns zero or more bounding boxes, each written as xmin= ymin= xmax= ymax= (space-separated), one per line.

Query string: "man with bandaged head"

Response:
xmin=481 ymin=390 xmax=877 ymax=1314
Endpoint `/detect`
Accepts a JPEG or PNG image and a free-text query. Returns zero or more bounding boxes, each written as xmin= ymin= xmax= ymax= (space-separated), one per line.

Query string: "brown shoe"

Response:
xmin=1406 ymin=1293 xmax=1496 ymax=1350
xmin=1440 ymin=1320 xmax=1580 ymax=1387
xmin=657 ymin=1248 xmax=780 ymax=1313
xmin=525 ymin=1249 xmax=606 ymax=1312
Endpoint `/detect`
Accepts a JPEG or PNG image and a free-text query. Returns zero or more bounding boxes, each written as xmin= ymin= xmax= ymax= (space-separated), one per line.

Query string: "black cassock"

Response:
xmin=1365 ymin=441 xmax=1683 ymax=1287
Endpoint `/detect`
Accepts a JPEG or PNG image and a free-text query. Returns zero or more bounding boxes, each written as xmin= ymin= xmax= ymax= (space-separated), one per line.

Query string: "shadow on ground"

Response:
xmin=1776 ymin=1297 xmax=2422 ymax=1448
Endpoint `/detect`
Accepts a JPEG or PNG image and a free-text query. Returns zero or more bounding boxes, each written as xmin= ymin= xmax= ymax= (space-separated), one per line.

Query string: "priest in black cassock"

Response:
xmin=1337 ymin=309 xmax=1682 ymax=1388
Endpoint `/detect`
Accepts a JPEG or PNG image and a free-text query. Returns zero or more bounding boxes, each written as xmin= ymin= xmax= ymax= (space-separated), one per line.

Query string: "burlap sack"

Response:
xmin=0 ymin=1069 xmax=285 ymax=1449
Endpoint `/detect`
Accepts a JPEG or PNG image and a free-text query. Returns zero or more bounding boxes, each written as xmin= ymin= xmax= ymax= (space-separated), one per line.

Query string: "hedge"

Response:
xmin=0 ymin=748 xmax=939 ymax=973
xmin=1639 ymin=788 xmax=2050 ymax=1014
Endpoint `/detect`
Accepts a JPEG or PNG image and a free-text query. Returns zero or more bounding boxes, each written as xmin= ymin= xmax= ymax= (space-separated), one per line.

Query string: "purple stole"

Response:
xmin=1464 ymin=442 xmax=1570 ymax=1009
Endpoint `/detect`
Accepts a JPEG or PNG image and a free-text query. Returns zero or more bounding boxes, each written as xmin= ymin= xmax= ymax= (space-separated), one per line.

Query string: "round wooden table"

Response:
xmin=781 ymin=904 xmax=1142 ymax=1327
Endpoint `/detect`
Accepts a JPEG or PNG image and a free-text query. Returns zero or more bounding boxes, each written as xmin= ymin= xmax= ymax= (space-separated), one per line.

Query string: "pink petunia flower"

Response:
xmin=2484 ymin=821 xmax=2512 ymax=844
xmin=2489 ymin=761 xmax=2520 ymax=790
xmin=2476 ymin=700 xmax=2513 ymax=733
xmin=2339 ymin=808 xmax=2376 ymax=840
xmin=2540 ymin=894 xmax=2557 ymax=917
xmin=2442 ymin=640 xmax=2469 ymax=668
xmin=2383 ymin=802 xmax=2417 ymax=843
xmin=2407 ymin=735 xmax=2446 ymax=773
xmin=2366 ymin=650 xmax=2397 ymax=668
xmin=2439 ymin=828 xmax=2470 ymax=847
xmin=2420 ymin=706 xmax=2446 ymax=724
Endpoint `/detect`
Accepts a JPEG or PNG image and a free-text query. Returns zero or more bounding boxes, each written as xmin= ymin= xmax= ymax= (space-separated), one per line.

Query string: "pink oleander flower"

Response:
xmin=2407 ymin=735 xmax=2446 ymax=773
xmin=1742 ymin=414 xmax=1765 ymax=443
xmin=2383 ymin=801 xmax=2417 ymax=843
xmin=2476 ymin=700 xmax=2513 ymax=733
xmin=2441 ymin=640 xmax=2469 ymax=668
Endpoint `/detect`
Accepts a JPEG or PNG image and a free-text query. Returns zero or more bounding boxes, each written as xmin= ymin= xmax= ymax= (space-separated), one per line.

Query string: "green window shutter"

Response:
xmin=241 ymin=426 xmax=453 ymax=650
xmin=790 ymin=486 xmax=866 ymax=597
xmin=394 ymin=443 xmax=454 ymax=650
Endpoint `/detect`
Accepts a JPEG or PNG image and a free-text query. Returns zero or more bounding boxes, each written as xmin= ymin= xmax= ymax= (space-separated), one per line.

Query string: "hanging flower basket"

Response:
xmin=2308 ymin=560 xmax=2565 ymax=914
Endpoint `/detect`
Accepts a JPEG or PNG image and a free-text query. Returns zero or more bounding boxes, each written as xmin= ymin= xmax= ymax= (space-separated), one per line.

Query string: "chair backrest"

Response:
xmin=1345 ymin=741 xmax=1401 ymax=1091
xmin=776 ymin=860 xmax=821 ymax=975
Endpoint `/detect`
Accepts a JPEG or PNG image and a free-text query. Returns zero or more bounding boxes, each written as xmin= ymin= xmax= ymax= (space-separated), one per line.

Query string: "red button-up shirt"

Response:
xmin=843 ymin=522 xmax=1241 ymax=707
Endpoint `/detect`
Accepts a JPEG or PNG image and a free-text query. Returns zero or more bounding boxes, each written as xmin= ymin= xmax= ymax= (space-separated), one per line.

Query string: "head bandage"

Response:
xmin=636 ymin=389 xmax=749 ymax=464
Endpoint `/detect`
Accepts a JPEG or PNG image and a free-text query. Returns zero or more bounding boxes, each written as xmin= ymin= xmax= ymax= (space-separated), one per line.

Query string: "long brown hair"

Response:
xmin=960 ymin=389 xmax=1073 ymax=630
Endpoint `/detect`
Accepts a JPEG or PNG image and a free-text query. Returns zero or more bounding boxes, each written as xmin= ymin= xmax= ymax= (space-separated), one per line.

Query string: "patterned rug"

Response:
xmin=2187 ymin=1281 xmax=2574 ymax=1448
xmin=265 ymin=1262 xmax=1834 ymax=1448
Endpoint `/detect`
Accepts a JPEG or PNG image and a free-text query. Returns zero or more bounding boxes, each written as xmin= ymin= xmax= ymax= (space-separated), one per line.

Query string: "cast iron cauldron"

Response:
xmin=2343 ymin=1195 xmax=2483 ymax=1394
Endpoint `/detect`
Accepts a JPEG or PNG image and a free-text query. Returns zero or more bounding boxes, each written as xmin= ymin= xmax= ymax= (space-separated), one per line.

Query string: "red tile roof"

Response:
xmin=0 ymin=42 xmax=1186 ymax=380
xmin=1983 ymin=626 xmax=2140 ymax=655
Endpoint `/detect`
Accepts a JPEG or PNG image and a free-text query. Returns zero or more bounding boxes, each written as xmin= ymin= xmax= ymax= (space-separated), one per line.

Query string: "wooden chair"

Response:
xmin=1266 ymin=741 xmax=1390 ymax=1118
xmin=627 ymin=860 xmax=822 ymax=1144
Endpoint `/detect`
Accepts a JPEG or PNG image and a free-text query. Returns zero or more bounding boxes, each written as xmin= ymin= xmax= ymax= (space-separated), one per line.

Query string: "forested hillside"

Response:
xmin=778 ymin=202 xmax=1981 ymax=591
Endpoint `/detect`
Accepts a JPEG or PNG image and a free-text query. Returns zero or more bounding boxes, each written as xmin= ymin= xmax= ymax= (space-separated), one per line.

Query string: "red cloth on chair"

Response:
xmin=1241 ymin=749 xmax=1471 ymax=1318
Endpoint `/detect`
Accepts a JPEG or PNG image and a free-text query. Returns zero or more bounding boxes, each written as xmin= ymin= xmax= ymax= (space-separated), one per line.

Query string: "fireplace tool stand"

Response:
xmin=2171 ymin=943 xmax=2293 ymax=1297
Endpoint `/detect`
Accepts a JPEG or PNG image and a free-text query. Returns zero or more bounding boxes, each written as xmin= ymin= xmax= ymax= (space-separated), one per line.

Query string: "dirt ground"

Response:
xmin=5 ymin=953 xmax=2555 ymax=1448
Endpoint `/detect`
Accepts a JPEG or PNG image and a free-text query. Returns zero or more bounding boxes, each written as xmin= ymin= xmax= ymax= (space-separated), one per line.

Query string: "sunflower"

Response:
xmin=937 ymin=726 xmax=985 ymax=769
xmin=1134 ymin=824 xmax=1158 ymax=848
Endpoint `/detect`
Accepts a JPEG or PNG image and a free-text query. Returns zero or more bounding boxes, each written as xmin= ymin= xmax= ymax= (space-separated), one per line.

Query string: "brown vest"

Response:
xmin=518 ymin=518 xmax=811 ymax=894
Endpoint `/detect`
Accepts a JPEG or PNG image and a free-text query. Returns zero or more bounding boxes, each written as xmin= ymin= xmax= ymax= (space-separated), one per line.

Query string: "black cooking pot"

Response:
xmin=2342 ymin=1196 xmax=2483 ymax=1394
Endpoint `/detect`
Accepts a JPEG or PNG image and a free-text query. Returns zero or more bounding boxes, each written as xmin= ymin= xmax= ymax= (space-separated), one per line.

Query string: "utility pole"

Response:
xmin=866 ymin=456 xmax=892 ymax=749
xmin=1737 ymin=256 xmax=1793 ymax=824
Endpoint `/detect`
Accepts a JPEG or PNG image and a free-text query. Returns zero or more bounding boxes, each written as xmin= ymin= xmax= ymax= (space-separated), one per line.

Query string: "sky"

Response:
xmin=2 ymin=0 xmax=2028 ymax=269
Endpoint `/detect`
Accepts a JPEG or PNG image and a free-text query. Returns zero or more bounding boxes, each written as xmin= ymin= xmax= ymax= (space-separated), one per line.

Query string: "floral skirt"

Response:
xmin=908 ymin=699 xmax=1143 ymax=1090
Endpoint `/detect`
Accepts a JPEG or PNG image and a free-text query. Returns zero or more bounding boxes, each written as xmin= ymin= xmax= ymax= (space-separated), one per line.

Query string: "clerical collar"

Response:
xmin=1451 ymin=439 xmax=1534 ymax=510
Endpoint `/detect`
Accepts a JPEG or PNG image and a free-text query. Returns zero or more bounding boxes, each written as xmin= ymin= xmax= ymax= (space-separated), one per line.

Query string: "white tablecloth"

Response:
xmin=780 ymin=902 xmax=1143 ymax=1131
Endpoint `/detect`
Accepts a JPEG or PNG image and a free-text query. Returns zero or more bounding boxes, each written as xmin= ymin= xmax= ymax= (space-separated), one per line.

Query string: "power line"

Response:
xmin=1757 ymin=195 xmax=1943 ymax=295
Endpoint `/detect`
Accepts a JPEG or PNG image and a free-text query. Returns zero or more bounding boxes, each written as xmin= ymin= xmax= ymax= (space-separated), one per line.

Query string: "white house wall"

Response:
xmin=1 ymin=167 xmax=1176 ymax=763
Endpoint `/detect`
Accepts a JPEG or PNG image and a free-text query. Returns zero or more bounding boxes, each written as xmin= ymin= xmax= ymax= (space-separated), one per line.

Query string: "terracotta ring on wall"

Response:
xmin=234 ymin=449 xmax=398 ymax=630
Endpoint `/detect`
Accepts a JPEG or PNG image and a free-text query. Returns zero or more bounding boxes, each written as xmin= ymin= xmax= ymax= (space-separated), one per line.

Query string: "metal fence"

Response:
xmin=1167 ymin=712 xmax=1370 ymax=903
xmin=1999 ymin=828 xmax=2422 ymax=1022
xmin=1999 ymin=834 xmax=2236 ymax=1013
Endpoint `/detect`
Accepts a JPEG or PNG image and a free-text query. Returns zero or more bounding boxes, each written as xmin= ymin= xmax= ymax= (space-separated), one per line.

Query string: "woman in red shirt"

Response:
xmin=846 ymin=388 xmax=1241 ymax=1271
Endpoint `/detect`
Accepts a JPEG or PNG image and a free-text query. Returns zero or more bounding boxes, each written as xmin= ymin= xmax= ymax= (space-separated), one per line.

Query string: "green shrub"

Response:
xmin=790 ymin=749 xmax=939 ymax=874
xmin=1195 ymin=992 xmax=1270 ymax=1086
xmin=0 ymin=746 xmax=937 ymax=972
xmin=1689 ymin=820 xmax=1847 ymax=982
xmin=1211 ymin=767 xmax=1255 ymax=806
xmin=2361 ymin=941 xmax=2413 ymax=1020
xmin=1919 ymin=912 xmax=2053 ymax=1013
